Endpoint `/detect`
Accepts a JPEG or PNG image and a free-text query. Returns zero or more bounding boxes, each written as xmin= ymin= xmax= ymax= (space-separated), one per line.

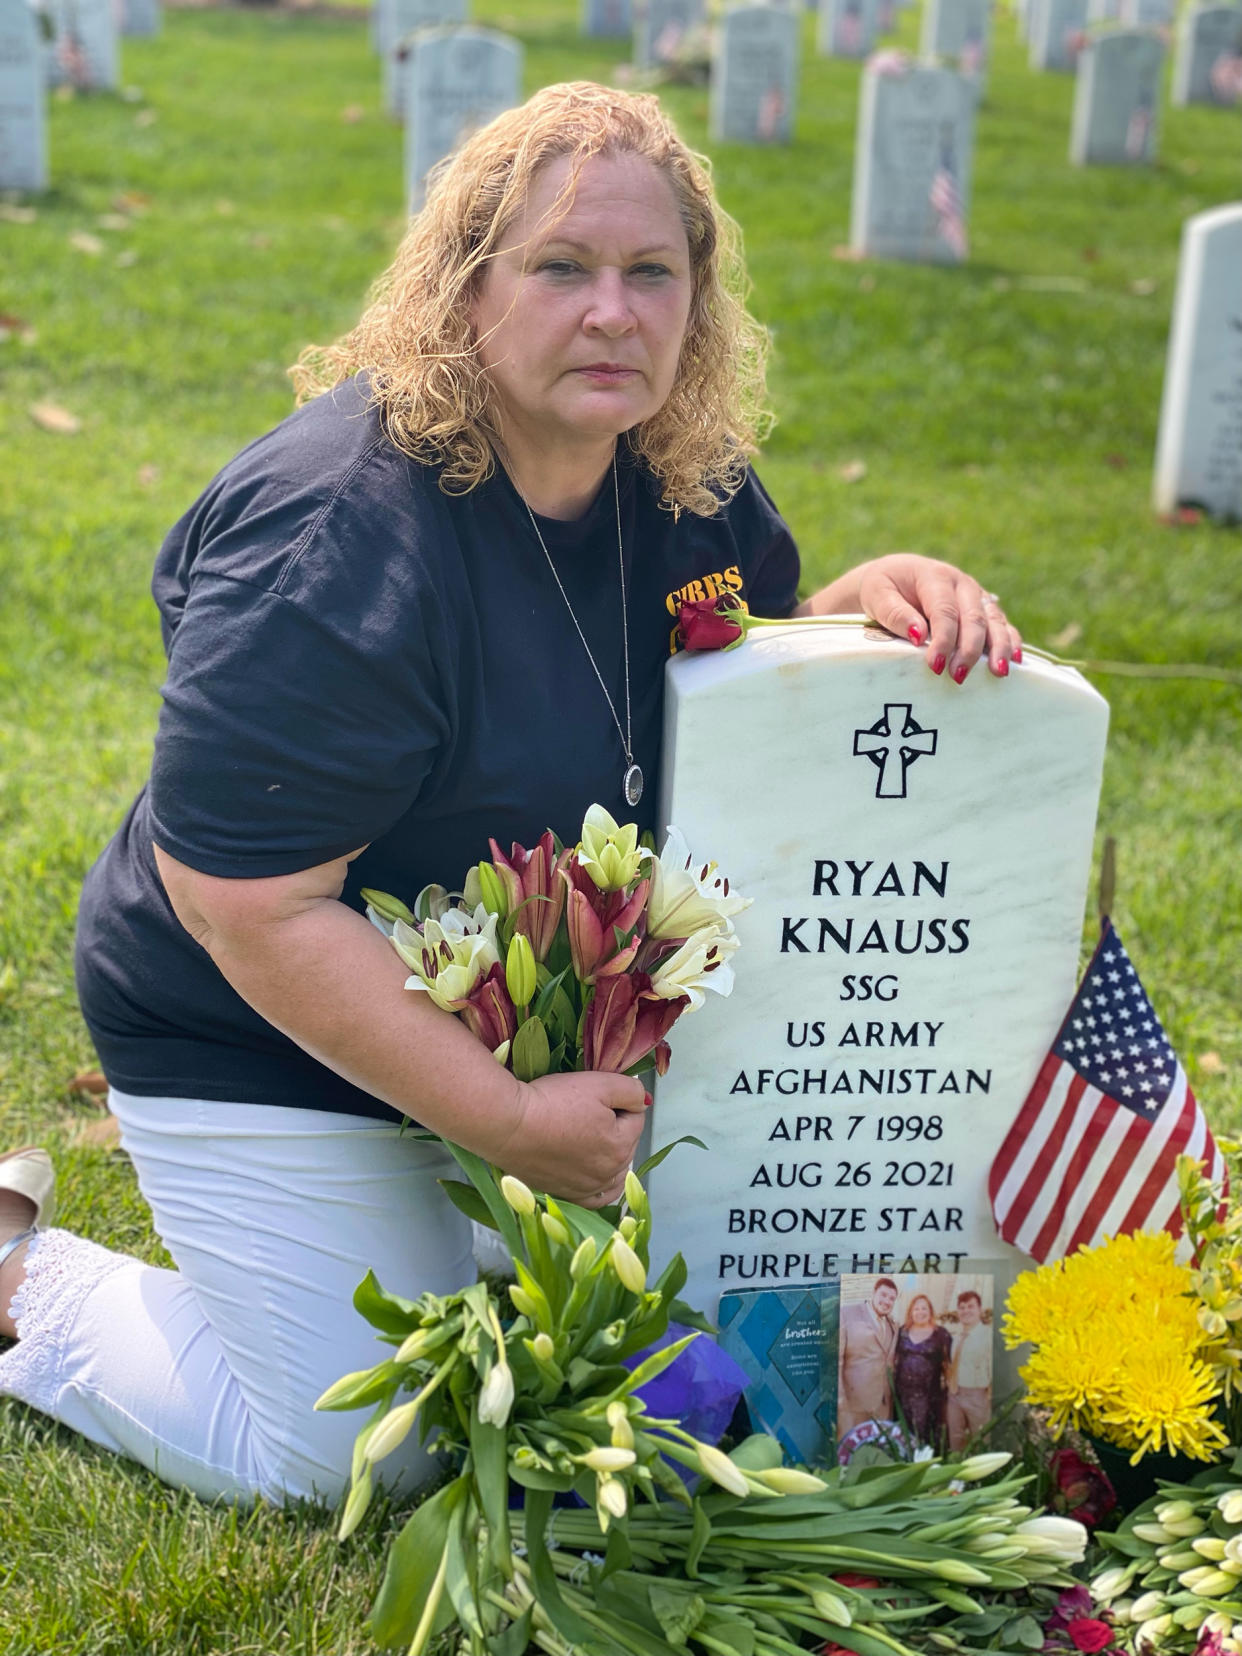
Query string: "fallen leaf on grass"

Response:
xmin=1081 ymin=247 xmax=1099 ymax=263
xmin=69 ymin=230 xmax=104 ymax=255
xmin=1104 ymin=453 xmax=1128 ymax=469
xmin=831 ymin=244 xmax=865 ymax=262
xmin=249 ymin=232 xmax=272 ymax=249
xmin=0 ymin=312 xmax=31 ymax=340
xmin=0 ymin=202 xmax=36 ymax=224
xmin=30 ymin=401 xmax=81 ymax=434
xmin=134 ymin=108 xmax=157 ymax=127
xmin=96 ymin=212 xmax=131 ymax=231
xmin=74 ymin=1115 xmax=122 ymax=1151
xmin=1199 ymin=1052 xmax=1227 ymax=1075
xmin=839 ymin=459 xmax=868 ymax=484
xmin=340 ymin=103 xmax=364 ymax=123
xmin=136 ymin=463 xmax=160 ymax=486
xmin=112 ymin=190 xmax=151 ymax=214
xmin=68 ymin=1067 xmax=109 ymax=1101
xmin=1049 ymin=621 xmax=1083 ymax=649
xmin=1130 ymin=277 xmax=1157 ymax=296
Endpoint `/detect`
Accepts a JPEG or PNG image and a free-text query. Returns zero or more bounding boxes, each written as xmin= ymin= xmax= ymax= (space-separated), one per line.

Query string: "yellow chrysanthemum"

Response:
xmin=1096 ymin=1349 xmax=1230 ymax=1463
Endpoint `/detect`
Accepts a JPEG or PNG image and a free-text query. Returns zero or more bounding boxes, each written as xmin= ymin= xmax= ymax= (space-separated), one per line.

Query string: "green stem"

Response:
xmin=1022 ymin=643 xmax=1242 ymax=687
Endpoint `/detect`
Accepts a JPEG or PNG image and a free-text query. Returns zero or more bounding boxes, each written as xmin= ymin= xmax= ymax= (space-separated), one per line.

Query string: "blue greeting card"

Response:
xmin=717 ymin=1284 xmax=841 ymax=1468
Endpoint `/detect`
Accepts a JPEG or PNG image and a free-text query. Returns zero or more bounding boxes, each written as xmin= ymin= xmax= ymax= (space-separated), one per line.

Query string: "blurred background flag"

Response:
xmin=989 ymin=919 xmax=1224 ymax=1263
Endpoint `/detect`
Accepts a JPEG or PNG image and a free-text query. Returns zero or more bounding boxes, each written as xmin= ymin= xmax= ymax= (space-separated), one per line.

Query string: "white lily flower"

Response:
xmin=578 ymin=804 xmax=645 ymax=892
xmin=1014 ymin=1515 xmax=1087 ymax=1564
xmin=598 ymin=1476 xmax=628 ymax=1520
xmin=477 ymin=1359 xmax=514 ymax=1427
xmin=647 ymin=924 xmax=741 ymax=1010
xmin=393 ymin=906 xmax=501 ymax=1010
xmin=1090 ymin=1564 xmax=1134 ymax=1603
xmin=646 ymin=826 xmax=751 ymax=939
xmin=956 ymin=1451 xmax=1011 ymax=1481
xmin=1222 ymin=1491 xmax=1242 ymax=1525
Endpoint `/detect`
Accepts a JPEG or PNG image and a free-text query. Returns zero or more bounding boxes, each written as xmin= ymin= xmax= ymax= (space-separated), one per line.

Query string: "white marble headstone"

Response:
xmin=850 ymin=62 xmax=975 ymax=264
xmin=1172 ymin=5 xmax=1242 ymax=104
xmin=647 ymin=624 xmax=1109 ymax=1321
xmin=710 ymin=4 xmax=799 ymax=142
xmin=583 ymin=0 xmax=633 ymax=35
xmin=920 ymin=0 xmax=993 ymax=87
xmin=402 ymin=26 xmax=520 ymax=214
xmin=634 ymin=0 xmax=706 ymax=68
xmin=818 ymin=0 xmax=879 ymax=57
xmin=1070 ymin=28 xmax=1164 ymax=163
xmin=1087 ymin=0 xmax=1122 ymax=20
xmin=46 ymin=0 xmax=118 ymax=89
xmin=118 ymin=0 xmax=160 ymax=38
xmin=383 ymin=0 xmax=467 ymax=118
xmin=1153 ymin=205 xmax=1242 ymax=524
xmin=0 ymin=0 xmax=45 ymax=191
xmin=1029 ymin=0 xmax=1087 ymax=68
xmin=1118 ymin=0 xmax=1171 ymax=23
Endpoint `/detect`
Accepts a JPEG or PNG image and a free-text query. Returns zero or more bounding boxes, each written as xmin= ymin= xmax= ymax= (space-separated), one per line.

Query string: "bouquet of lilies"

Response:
xmin=362 ymin=802 xmax=749 ymax=1087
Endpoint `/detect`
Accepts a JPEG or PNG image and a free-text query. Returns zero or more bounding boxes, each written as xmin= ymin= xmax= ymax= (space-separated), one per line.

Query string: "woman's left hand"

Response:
xmin=799 ymin=553 xmax=1022 ymax=684
xmin=856 ymin=554 xmax=1022 ymax=683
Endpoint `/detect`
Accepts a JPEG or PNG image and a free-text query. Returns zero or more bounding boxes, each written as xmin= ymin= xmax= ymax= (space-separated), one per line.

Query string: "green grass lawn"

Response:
xmin=1 ymin=0 xmax=1240 ymax=1646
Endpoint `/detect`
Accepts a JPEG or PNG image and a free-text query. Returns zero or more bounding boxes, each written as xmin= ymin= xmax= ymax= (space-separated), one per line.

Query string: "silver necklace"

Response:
xmin=520 ymin=459 xmax=643 ymax=809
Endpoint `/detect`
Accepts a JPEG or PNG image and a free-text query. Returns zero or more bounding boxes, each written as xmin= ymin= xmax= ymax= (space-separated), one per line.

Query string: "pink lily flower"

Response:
xmin=456 ymin=963 xmax=518 ymax=1056
xmin=582 ymin=971 xmax=682 ymax=1075
xmin=562 ymin=861 xmax=650 ymax=983
xmin=488 ymin=832 xmax=571 ymax=962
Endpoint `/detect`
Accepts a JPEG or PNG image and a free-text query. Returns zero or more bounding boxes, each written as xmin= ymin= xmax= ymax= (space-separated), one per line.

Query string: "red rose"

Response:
xmin=833 ymin=1574 xmax=883 ymax=1589
xmin=1066 ymin=1619 xmax=1115 ymax=1653
xmin=1050 ymin=1447 xmax=1116 ymax=1528
xmin=676 ymin=596 xmax=745 ymax=652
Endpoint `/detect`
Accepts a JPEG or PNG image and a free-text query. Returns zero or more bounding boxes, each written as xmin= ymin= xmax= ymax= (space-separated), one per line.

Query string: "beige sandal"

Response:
xmin=0 ymin=1148 xmax=56 ymax=1272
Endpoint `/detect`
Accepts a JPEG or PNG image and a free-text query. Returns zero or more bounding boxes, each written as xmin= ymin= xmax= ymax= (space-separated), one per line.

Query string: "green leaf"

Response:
xmin=686 ymin=1499 xmax=712 ymax=1577
xmin=1009 ymin=1615 xmax=1046 ymax=1650
xmin=352 ymin=1270 xmax=422 ymax=1336
xmin=636 ymin=1135 xmax=707 ymax=1179
xmin=508 ymin=1461 xmax=576 ymax=1492
xmin=621 ymin=1331 xmax=700 ymax=1391
xmin=368 ymin=1474 xmax=467 ymax=1648
xmin=556 ymin=1198 xmax=621 ymax=1251
xmin=440 ymin=1140 xmax=523 ymax=1258
xmin=489 ymin=1605 xmax=532 ymax=1656
xmin=314 ymin=1359 xmax=402 ymax=1412
xmin=667 ymin=1296 xmax=717 ymax=1335
xmin=726 ymin=1433 xmax=784 ymax=1472
xmin=648 ymin=1582 xmax=706 ymax=1647
xmin=698 ymin=1610 xmax=755 ymax=1656
xmin=512 ymin=1015 xmax=551 ymax=1082
xmin=439 ymin=1177 xmax=499 ymax=1229
xmin=522 ymin=1489 xmax=611 ymax=1650
xmin=443 ymin=1493 xmax=483 ymax=1640
xmin=603 ymin=1522 xmax=633 ymax=1577
xmin=469 ymin=1413 xmax=511 ymax=1578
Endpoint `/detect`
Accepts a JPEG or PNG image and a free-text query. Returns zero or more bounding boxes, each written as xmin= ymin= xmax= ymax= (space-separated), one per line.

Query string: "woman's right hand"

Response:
xmin=488 ymin=1071 xmax=649 ymax=1208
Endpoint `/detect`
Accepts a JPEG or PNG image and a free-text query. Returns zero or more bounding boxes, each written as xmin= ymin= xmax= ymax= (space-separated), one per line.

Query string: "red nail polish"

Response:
xmin=1013 ymin=646 xmax=1024 ymax=663
xmin=908 ymin=624 xmax=924 ymax=646
xmin=952 ymin=664 xmax=968 ymax=685
xmin=931 ymin=653 xmax=946 ymax=675
xmin=643 ymin=1091 xmax=653 ymax=1109
xmin=995 ymin=658 xmax=1009 ymax=678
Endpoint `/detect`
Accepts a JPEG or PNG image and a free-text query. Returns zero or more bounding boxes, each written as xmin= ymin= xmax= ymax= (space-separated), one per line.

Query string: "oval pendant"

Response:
xmin=623 ymin=763 xmax=644 ymax=808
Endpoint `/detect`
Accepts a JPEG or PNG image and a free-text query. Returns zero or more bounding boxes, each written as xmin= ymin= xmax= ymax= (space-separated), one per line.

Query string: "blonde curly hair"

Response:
xmin=290 ymin=81 xmax=772 ymax=518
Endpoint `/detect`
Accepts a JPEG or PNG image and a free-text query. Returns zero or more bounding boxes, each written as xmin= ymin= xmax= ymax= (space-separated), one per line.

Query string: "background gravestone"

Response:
xmin=920 ymin=0 xmax=992 ymax=86
xmin=402 ymin=26 xmax=520 ymax=214
xmin=1172 ymin=4 xmax=1242 ymax=104
xmin=647 ymin=625 xmax=1109 ymax=1321
xmin=583 ymin=0 xmax=632 ymax=35
xmin=634 ymin=0 xmax=705 ymax=68
xmin=118 ymin=0 xmax=160 ymax=38
xmin=0 ymin=0 xmax=46 ymax=191
xmin=383 ymin=0 xmax=468 ymax=118
xmin=850 ymin=62 xmax=975 ymax=264
xmin=1070 ymin=28 xmax=1164 ymax=163
xmin=1153 ymin=204 xmax=1242 ymax=523
xmin=1087 ymin=0 xmax=1122 ymax=19
xmin=710 ymin=4 xmax=799 ymax=143
xmin=818 ymin=0 xmax=879 ymax=57
xmin=1029 ymin=0 xmax=1088 ymax=70
xmin=46 ymin=0 xmax=118 ymax=90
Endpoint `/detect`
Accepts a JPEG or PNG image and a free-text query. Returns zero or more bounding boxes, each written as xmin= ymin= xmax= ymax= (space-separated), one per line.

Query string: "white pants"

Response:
xmin=0 ymin=1091 xmax=474 ymax=1506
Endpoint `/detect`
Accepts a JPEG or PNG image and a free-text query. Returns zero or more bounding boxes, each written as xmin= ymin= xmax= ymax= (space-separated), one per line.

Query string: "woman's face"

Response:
xmin=910 ymin=1297 xmax=933 ymax=1326
xmin=469 ymin=151 xmax=694 ymax=457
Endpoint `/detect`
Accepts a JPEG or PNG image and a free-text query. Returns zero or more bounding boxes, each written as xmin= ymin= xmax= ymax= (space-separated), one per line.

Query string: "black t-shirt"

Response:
xmin=74 ymin=376 xmax=801 ymax=1119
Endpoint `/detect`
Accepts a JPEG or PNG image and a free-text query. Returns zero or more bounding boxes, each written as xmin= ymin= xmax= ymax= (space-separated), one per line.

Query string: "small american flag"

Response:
xmin=757 ymin=84 xmax=786 ymax=140
xmin=929 ymin=159 xmax=967 ymax=259
xmin=1124 ymin=98 xmax=1153 ymax=160
xmin=960 ymin=34 xmax=985 ymax=75
xmin=989 ymin=919 xmax=1225 ymax=1264
xmin=1210 ymin=51 xmax=1242 ymax=105
xmin=839 ymin=3 xmax=863 ymax=54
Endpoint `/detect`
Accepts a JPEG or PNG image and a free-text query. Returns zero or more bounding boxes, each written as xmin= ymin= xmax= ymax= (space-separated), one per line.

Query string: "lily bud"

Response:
xmin=579 ymin=1446 xmax=637 ymax=1472
xmin=1131 ymin=1522 xmax=1174 ymax=1545
xmin=619 ymin=1215 xmax=639 ymax=1242
xmin=695 ymin=1441 xmax=749 ymax=1497
xmin=1195 ymin=1537 xmax=1229 ymax=1561
xmin=1155 ymin=1499 xmax=1196 ymax=1525
xmin=956 ymin=1451 xmax=1012 ymax=1481
xmin=610 ymin=1235 xmax=647 ymax=1295
xmin=811 ymin=1592 xmax=852 ymax=1628
xmin=478 ymin=1360 xmax=514 ymax=1427
xmin=930 ymin=1560 xmax=993 ymax=1586
xmin=607 ymin=1402 xmax=635 ymax=1450
xmin=508 ymin=1285 xmax=539 ymax=1319
xmin=531 ymin=1332 xmax=555 ymax=1362
xmin=1014 ymin=1516 xmax=1087 ymax=1564
xmin=1165 ymin=1516 xmax=1207 ymax=1538
xmin=361 ymin=887 xmax=415 ymax=925
xmin=506 ymin=933 xmax=536 ymax=1007
xmin=1130 ymin=1592 xmax=1168 ymax=1621
xmin=1196 ymin=1571 xmax=1238 ymax=1598
xmin=598 ymin=1477 xmax=628 ymax=1519
xmin=1221 ymin=1492 xmax=1242 ymax=1526
xmin=363 ymin=1398 xmax=421 ymax=1464
xmin=624 ymin=1169 xmax=648 ymax=1217
xmin=570 ymin=1237 xmax=597 ymax=1280
xmin=337 ymin=1469 xmax=373 ymax=1541
xmin=477 ymin=861 xmax=508 ymax=918
xmin=753 ymin=1466 xmax=829 ymax=1494
xmin=1206 ymin=1615 xmax=1237 ymax=1636
xmin=1135 ymin=1615 xmax=1173 ymax=1645
xmin=541 ymin=1211 xmax=570 ymax=1247
xmin=500 ymin=1174 xmax=536 ymax=1215
xmin=1089 ymin=1565 xmax=1133 ymax=1603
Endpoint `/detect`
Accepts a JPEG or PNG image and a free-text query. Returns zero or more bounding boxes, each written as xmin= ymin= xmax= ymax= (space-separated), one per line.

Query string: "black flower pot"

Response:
xmin=1087 ymin=1437 xmax=1199 ymax=1512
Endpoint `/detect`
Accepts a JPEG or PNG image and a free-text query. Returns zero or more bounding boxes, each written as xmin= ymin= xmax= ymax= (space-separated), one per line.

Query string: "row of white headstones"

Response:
xmin=1 ymin=0 xmax=1238 ymax=512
